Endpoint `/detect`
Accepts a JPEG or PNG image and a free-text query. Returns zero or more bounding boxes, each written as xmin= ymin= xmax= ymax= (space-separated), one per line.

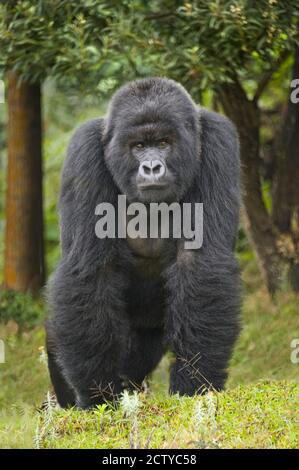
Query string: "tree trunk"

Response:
xmin=219 ymin=82 xmax=283 ymax=294
xmin=272 ymin=46 xmax=299 ymax=291
xmin=4 ymin=72 xmax=44 ymax=295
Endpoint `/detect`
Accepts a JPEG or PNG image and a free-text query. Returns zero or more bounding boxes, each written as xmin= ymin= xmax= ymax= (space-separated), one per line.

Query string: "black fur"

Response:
xmin=46 ymin=77 xmax=241 ymax=409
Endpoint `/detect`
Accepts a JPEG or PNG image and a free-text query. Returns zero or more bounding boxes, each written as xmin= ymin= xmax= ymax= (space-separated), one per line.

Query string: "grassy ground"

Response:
xmin=36 ymin=381 xmax=298 ymax=449
xmin=0 ymin=278 xmax=298 ymax=449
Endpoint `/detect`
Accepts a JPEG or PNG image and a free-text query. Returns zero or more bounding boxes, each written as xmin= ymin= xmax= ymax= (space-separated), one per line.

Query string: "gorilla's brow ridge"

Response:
xmin=120 ymin=122 xmax=175 ymax=144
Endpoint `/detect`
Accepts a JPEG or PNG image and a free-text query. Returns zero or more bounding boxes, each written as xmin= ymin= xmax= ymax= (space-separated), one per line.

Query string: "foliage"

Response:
xmin=0 ymin=289 xmax=45 ymax=328
xmin=0 ymin=0 xmax=124 ymax=91
xmin=2 ymin=1 xmax=297 ymax=98
xmin=110 ymin=0 xmax=299 ymax=100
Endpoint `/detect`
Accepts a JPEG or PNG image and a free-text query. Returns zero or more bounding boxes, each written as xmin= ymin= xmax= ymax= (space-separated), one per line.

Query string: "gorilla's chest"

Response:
xmin=125 ymin=237 xmax=176 ymax=328
xmin=126 ymin=236 xmax=168 ymax=259
xmin=125 ymin=209 xmax=177 ymax=261
xmin=126 ymin=234 xmax=176 ymax=278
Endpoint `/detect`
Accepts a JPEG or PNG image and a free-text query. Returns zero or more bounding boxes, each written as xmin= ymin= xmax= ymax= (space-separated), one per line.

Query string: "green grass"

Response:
xmin=0 ymin=325 xmax=49 ymax=448
xmin=0 ymin=287 xmax=298 ymax=448
xmin=36 ymin=381 xmax=298 ymax=449
xmin=228 ymin=290 xmax=299 ymax=386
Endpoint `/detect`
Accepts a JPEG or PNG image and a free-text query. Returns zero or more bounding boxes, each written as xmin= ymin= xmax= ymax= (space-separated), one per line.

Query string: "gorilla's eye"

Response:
xmin=134 ymin=142 xmax=145 ymax=150
xmin=158 ymin=140 xmax=168 ymax=149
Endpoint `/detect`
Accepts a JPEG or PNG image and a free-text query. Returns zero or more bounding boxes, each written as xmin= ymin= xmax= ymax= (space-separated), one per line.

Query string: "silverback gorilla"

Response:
xmin=46 ymin=77 xmax=241 ymax=409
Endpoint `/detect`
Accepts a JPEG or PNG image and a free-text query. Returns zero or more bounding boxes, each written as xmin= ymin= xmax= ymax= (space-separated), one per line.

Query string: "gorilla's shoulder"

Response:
xmin=63 ymin=118 xmax=106 ymax=176
xmin=200 ymin=108 xmax=239 ymax=167
xmin=200 ymin=108 xmax=238 ymax=142
xmin=67 ymin=118 xmax=105 ymax=156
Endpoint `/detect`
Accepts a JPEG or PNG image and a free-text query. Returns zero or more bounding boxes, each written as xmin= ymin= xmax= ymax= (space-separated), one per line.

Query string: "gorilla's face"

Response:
xmin=111 ymin=122 xmax=182 ymax=203
xmin=103 ymin=78 xmax=201 ymax=203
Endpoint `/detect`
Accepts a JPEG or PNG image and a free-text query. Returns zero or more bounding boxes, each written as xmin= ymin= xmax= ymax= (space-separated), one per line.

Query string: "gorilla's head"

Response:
xmin=103 ymin=77 xmax=201 ymax=203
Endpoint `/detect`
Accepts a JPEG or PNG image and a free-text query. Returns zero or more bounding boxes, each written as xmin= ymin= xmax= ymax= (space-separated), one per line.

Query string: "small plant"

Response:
xmin=120 ymin=390 xmax=141 ymax=449
xmin=120 ymin=391 xmax=140 ymax=419
xmin=193 ymin=393 xmax=218 ymax=448
xmin=35 ymin=392 xmax=58 ymax=449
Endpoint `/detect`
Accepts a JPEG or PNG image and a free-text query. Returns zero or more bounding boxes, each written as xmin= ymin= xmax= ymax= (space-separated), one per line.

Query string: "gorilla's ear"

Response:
xmin=59 ymin=118 xmax=118 ymax=263
xmin=197 ymin=109 xmax=241 ymax=251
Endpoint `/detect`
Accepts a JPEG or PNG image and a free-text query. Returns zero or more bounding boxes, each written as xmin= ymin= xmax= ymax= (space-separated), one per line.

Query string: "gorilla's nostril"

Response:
xmin=139 ymin=160 xmax=165 ymax=180
xmin=152 ymin=161 xmax=165 ymax=178
xmin=153 ymin=163 xmax=162 ymax=174
xmin=143 ymin=164 xmax=151 ymax=175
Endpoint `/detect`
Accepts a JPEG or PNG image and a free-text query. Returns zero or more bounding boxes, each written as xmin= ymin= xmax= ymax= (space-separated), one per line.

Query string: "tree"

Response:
xmin=112 ymin=0 xmax=299 ymax=293
xmin=0 ymin=0 xmax=117 ymax=293
xmin=1 ymin=0 xmax=298 ymax=294
xmin=4 ymin=72 xmax=44 ymax=294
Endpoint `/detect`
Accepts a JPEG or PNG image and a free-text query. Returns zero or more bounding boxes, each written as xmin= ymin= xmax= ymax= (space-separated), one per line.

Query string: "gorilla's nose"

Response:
xmin=139 ymin=160 xmax=166 ymax=180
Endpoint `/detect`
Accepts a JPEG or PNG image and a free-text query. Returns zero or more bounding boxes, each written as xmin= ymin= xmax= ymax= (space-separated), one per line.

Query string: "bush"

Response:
xmin=0 ymin=289 xmax=45 ymax=329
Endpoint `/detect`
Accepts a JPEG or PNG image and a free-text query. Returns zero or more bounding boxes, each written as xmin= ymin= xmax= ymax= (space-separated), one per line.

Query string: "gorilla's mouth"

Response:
xmin=138 ymin=183 xmax=169 ymax=191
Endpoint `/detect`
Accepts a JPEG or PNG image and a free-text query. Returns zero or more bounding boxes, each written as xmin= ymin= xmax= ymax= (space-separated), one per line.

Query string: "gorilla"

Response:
xmin=46 ymin=77 xmax=241 ymax=409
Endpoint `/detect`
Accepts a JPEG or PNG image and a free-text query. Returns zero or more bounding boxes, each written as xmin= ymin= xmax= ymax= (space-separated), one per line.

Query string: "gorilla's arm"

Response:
xmin=165 ymin=109 xmax=241 ymax=395
xmin=59 ymin=119 xmax=117 ymax=260
xmin=47 ymin=119 xmax=129 ymax=408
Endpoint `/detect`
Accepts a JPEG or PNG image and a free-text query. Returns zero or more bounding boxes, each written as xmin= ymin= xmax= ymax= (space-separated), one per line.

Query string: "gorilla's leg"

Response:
xmin=48 ymin=265 xmax=129 ymax=409
xmin=121 ymin=328 xmax=165 ymax=389
xmin=46 ymin=321 xmax=76 ymax=407
xmin=46 ymin=344 xmax=76 ymax=408
xmin=164 ymin=252 xmax=240 ymax=395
